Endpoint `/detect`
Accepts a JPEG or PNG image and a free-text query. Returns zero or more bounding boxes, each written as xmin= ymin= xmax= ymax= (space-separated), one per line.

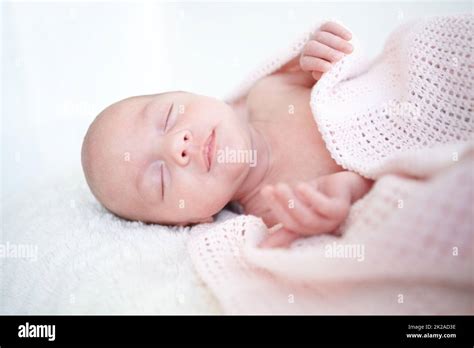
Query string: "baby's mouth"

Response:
xmin=202 ymin=129 xmax=216 ymax=172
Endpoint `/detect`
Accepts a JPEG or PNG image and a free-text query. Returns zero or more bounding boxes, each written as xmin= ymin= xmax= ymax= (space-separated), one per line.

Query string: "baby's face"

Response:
xmin=82 ymin=91 xmax=252 ymax=225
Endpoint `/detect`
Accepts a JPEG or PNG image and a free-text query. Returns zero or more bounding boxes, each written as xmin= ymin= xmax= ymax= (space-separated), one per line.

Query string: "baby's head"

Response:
xmin=81 ymin=91 xmax=252 ymax=225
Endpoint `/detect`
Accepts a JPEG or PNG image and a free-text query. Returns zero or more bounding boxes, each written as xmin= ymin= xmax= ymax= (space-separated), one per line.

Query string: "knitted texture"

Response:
xmin=188 ymin=15 xmax=474 ymax=314
xmin=311 ymin=15 xmax=473 ymax=178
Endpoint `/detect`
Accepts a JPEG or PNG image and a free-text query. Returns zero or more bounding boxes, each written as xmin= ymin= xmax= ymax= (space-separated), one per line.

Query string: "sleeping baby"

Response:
xmin=81 ymin=21 xmax=373 ymax=248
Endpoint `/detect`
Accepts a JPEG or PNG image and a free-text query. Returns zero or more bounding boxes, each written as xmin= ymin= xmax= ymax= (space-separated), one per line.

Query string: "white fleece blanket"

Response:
xmin=1 ymin=173 xmax=222 ymax=314
xmin=187 ymin=15 xmax=474 ymax=314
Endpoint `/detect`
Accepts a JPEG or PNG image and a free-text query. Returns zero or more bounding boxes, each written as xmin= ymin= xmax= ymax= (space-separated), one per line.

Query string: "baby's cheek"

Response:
xmin=196 ymin=184 xmax=230 ymax=215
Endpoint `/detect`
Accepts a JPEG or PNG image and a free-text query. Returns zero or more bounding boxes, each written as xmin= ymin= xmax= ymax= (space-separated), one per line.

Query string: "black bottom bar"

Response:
xmin=0 ymin=315 xmax=472 ymax=346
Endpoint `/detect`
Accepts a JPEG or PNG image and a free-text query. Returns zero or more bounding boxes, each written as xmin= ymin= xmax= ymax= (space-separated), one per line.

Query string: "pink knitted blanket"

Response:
xmin=188 ymin=15 xmax=474 ymax=314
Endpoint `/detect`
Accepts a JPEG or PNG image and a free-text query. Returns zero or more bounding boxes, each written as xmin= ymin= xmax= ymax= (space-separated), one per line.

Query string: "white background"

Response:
xmin=1 ymin=0 xmax=472 ymax=211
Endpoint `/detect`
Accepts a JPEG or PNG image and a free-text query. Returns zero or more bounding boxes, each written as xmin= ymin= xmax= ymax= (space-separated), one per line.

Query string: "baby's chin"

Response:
xmin=213 ymin=130 xmax=253 ymax=180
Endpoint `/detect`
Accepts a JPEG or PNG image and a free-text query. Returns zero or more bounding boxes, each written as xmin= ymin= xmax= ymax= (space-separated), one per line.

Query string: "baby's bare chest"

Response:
xmin=242 ymin=75 xmax=342 ymax=218
xmin=248 ymin=75 xmax=341 ymax=181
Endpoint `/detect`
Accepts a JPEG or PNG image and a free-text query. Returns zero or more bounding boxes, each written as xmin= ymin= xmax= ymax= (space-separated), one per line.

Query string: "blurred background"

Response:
xmin=1 ymin=0 xmax=472 ymax=218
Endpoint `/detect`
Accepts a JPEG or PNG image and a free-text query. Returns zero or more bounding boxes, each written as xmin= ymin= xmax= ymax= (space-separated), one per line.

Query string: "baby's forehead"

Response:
xmin=97 ymin=91 xmax=182 ymax=136
xmin=107 ymin=95 xmax=151 ymax=116
xmin=93 ymin=96 xmax=148 ymax=135
xmin=106 ymin=91 xmax=185 ymax=118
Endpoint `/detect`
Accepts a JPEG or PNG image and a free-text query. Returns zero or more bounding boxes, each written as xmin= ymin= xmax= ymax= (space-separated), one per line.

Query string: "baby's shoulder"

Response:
xmin=246 ymin=72 xmax=311 ymax=122
xmin=247 ymin=72 xmax=298 ymax=104
xmin=247 ymin=73 xmax=289 ymax=99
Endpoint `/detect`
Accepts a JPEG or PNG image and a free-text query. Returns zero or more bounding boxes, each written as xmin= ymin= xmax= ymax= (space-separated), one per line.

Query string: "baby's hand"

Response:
xmin=299 ymin=21 xmax=353 ymax=81
xmin=259 ymin=172 xmax=372 ymax=248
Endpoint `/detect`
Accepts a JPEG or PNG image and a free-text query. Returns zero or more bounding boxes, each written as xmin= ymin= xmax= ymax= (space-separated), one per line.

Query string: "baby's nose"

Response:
xmin=170 ymin=129 xmax=194 ymax=166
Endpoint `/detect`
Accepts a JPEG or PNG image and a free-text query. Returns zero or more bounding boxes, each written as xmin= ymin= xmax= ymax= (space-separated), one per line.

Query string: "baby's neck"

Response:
xmin=231 ymin=122 xmax=271 ymax=205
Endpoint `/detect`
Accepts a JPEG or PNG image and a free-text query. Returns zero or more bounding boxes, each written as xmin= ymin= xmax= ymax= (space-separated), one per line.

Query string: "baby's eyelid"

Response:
xmin=160 ymin=162 xmax=165 ymax=200
xmin=163 ymin=103 xmax=174 ymax=132
xmin=147 ymin=161 xmax=165 ymax=200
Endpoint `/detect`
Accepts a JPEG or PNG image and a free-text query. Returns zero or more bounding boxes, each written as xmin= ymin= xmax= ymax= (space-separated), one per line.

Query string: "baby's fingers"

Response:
xmin=300 ymin=56 xmax=332 ymax=73
xmin=320 ymin=21 xmax=352 ymax=41
xmin=304 ymin=40 xmax=345 ymax=62
xmin=313 ymin=31 xmax=353 ymax=54
xmin=259 ymin=227 xmax=300 ymax=249
xmin=296 ymin=183 xmax=348 ymax=219
xmin=273 ymin=183 xmax=327 ymax=235
xmin=312 ymin=71 xmax=323 ymax=81
xmin=262 ymin=184 xmax=303 ymax=233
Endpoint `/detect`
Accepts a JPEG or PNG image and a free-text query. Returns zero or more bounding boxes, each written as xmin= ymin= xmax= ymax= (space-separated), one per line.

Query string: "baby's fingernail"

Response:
xmin=322 ymin=62 xmax=332 ymax=72
xmin=268 ymin=223 xmax=284 ymax=234
xmin=334 ymin=51 xmax=344 ymax=60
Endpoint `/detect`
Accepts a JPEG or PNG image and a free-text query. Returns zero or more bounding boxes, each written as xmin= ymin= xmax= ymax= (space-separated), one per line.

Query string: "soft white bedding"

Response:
xmin=1 ymin=173 xmax=222 ymax=314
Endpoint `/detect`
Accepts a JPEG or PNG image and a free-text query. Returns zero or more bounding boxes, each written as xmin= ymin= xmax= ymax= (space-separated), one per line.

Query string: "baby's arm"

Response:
xmin=259 ymin=171 xmax=373 ymax=248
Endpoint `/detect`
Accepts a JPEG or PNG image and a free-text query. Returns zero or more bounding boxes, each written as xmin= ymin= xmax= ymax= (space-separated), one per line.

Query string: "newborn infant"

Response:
xmin=81 ymin=22 xmax=373 ymax=248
